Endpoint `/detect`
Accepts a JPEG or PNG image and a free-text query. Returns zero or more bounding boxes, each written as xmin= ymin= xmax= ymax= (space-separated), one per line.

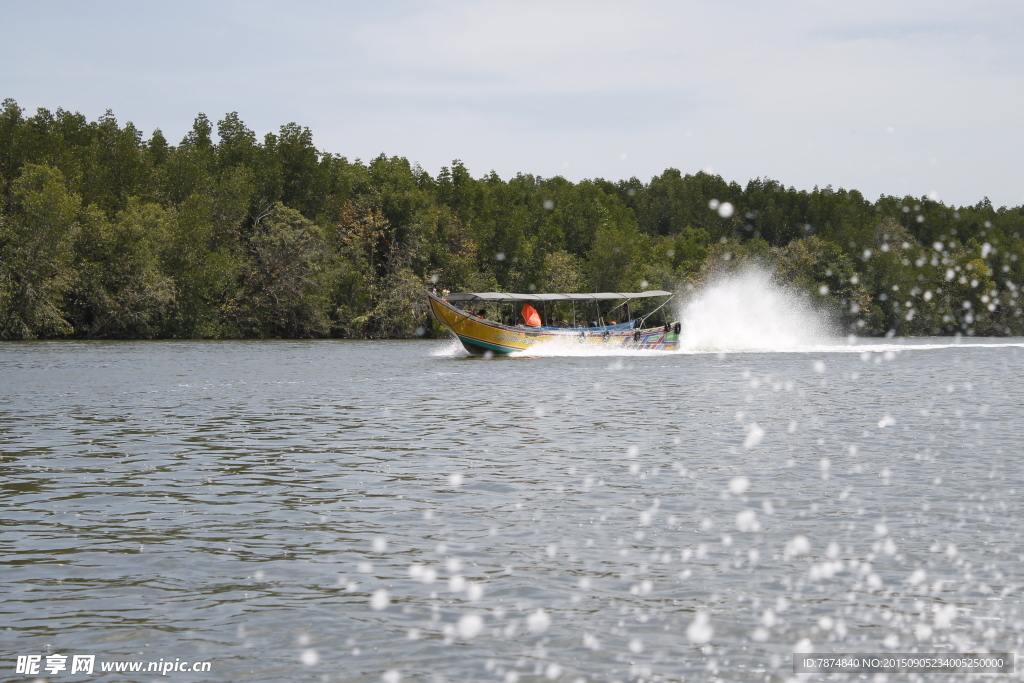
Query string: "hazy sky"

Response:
xmin=3 ymin=0 xmax=1022 ymax=207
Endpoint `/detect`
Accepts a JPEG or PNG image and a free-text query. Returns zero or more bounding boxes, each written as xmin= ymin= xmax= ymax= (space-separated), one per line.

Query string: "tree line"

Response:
xmin=1 ymin=98 xmax=1022 ymax=339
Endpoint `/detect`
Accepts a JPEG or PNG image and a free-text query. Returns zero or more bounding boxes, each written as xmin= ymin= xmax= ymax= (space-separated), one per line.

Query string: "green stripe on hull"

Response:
xmin=458 ymin=335 xmax=517 ymax=355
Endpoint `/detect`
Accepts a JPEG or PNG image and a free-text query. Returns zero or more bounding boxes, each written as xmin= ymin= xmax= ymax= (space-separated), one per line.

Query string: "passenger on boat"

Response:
xmin=477 ymin=309 xmax=488 ymax=319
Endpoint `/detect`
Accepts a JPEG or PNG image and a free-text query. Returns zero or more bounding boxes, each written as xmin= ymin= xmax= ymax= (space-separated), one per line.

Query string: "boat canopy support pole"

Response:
xmin=637 ymin=293 xmax=676 ymax=329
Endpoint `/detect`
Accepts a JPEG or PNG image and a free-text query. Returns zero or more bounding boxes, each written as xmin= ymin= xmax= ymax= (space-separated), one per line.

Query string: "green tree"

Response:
xmin=224 ymin=203 xmax=333 ymax=337
xmin=159 ymin=193 xmax=239 ymax=337
xmin=541 ymin=250 xmax=584 ymax=292
xmin=71 ymin=200 xmax=174 ymax=338
xmin=586 ymin=224 xmax=653 ymax=292
xmin=0 ymin=164 xmax=79 ymax=338
xmin=79 ymin=111 xmax=151 ymax=214
xmin=773 ymin=235 xmax=867 ymax=331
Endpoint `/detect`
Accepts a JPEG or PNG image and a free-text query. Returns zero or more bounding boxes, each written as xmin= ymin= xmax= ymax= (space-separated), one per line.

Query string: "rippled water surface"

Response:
xmin=2 ymin=339 xmax=1024 ymax=682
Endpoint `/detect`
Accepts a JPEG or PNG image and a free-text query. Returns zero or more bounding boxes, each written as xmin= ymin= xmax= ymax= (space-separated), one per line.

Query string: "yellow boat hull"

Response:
xmin=427 ymin=293 xmax=679 ymax=355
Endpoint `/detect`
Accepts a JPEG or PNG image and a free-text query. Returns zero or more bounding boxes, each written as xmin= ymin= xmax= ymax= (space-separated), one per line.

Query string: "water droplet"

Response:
xmin=784 ymin=535 xmax=810 ymax=558
xmin=736 ymin=509 xmax=759 ymax=532
xmin=370 ymin=589 xmax=389 ymax=611
xmin=728 ymin=476 xmax=750 ymax=495
xmin=743 ymin=423 xmax=765 ymax=449
xmin=686 ymin=611 xmax=714 ymax=644
xmin=527 ymin=608 xmax=551 ymax=633
xmin=933 ymin=604 xmax=957 ymax=629
xmin=457 ymin=613 xmax=484 ymax=638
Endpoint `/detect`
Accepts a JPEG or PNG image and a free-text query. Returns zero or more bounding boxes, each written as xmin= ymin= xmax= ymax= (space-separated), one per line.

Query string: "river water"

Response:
xmin=2 ymin=337 xmax=1023 ymax=682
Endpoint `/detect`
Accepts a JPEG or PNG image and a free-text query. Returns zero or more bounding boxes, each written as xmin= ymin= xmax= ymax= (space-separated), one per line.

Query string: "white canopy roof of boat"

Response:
xmin=444 ymin=291 xmax=672 ymax=302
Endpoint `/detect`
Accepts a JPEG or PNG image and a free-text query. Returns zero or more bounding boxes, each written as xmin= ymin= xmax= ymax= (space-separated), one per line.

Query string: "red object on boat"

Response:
xmin=521 ymin=303 xmax=541 ymax=327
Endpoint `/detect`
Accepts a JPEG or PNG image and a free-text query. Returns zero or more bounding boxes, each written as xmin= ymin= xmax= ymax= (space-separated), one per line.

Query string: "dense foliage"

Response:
xmin=1 ymin=99 xmax=1022 ymax=339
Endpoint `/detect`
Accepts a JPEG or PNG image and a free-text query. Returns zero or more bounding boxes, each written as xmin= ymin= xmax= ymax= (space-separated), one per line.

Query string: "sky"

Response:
xmin=2 ymin=0 xmax=1023 ymax=207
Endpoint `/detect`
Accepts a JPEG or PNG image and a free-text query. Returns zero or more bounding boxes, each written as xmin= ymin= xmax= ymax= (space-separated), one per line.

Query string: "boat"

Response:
xmin=427 ymin=289 xmax=681 ymax=356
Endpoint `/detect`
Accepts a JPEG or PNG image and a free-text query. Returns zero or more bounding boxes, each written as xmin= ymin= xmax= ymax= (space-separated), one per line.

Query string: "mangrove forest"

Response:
xmin=1 ymin=99 xmax=1022 ymax=339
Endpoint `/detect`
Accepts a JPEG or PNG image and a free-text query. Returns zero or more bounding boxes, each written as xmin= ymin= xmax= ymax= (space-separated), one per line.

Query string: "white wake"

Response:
xmin=677 ymin=268 xmax=836 ymax=352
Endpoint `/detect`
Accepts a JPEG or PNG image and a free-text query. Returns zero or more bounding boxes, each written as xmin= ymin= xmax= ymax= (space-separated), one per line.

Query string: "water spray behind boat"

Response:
xmin=676 ymin=267 xmax=838 ymax=352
